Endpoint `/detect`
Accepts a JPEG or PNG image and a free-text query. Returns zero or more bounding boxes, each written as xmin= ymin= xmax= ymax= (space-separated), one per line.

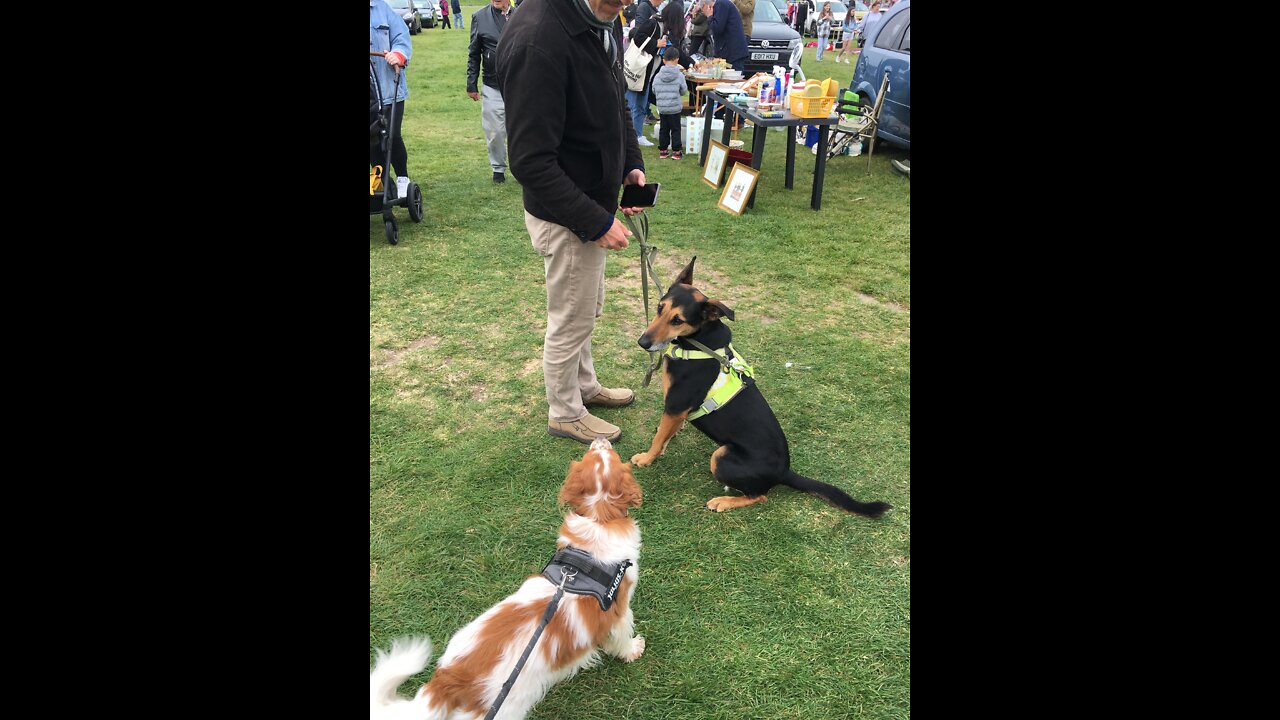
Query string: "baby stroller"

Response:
xmin=370 ymin=53 xmax=423 ymax=245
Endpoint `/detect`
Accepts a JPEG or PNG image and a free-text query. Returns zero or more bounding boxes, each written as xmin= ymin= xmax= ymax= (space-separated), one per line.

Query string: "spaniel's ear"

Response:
xmin=673 ymin=256 xmax=697 ymax=287
xmin=558 ymin=461 xmax=588 ymax=509
xmin=703 ymin=299 xmax=734 ymax=322
xmin=620 ymin=465 xmax=643 ymax=508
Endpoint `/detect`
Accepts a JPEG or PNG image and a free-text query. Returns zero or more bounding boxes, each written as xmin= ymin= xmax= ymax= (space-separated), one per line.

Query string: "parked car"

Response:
xmin=388 ymin=0 xmax=422 ymax=35
xmin=422 ymin=4 xmax=440 ymax=28
xmin=850 ymin=0 xmax=908 ymax=148
xmin=743 ymin=0 xmax=804 ymax=77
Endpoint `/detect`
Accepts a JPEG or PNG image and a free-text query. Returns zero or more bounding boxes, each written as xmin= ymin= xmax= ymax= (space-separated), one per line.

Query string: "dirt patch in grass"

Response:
xmin=856 ymin=292 xmax=909 ymax=314
xmin=373 ymin=335 xmax=442 ymax=368
xmin=519 ymin=356 xmax=542 ymax=378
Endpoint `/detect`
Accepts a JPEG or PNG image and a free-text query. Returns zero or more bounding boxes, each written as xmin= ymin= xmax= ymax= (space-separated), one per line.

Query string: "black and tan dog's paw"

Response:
xmin=705 ymin=495 xmax=768 ymax=512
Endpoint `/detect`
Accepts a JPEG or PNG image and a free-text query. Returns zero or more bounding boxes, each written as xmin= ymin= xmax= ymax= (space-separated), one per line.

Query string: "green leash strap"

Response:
xmin=622 ymin=211 xmax=665 ymax=387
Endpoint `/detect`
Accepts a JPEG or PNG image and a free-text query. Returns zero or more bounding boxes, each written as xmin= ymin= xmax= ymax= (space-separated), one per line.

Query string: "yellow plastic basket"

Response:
xmin=790 ymin=93 xmax=835 ymax=118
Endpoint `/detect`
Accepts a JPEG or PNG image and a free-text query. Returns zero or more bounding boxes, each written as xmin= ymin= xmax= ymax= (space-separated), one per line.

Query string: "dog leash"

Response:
xmin=681 ymin=338 xmax=735 ymax=372
xmin=482 ymin=568 xmax=577 ymax=720
xmin=622 ymin=210 xmax=666 ymax=388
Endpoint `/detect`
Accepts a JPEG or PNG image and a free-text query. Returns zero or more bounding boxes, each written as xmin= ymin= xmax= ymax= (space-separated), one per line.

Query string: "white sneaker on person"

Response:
xmin=636 ymin=135 xmax=655 ymax=147
xmin=396 ymin=176 xmax=410 ymax=199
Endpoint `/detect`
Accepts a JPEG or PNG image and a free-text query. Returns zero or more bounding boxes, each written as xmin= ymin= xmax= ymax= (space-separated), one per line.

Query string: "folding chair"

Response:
xmin=857 ymin=70 xmax=892 ymax=171
xmin=800 ymin=70 xmax=892 ymax=170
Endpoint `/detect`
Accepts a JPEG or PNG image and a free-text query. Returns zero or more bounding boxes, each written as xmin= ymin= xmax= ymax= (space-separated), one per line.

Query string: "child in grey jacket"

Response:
xmin=652 ymin=47 xmax=689 ymax=159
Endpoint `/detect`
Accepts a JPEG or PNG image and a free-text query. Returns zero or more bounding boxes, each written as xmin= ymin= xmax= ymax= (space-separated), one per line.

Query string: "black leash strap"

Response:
xmin=482 ymin=569 xmax=575 ymax=720
xmin=622 ymin=211 xmax=666 ymax=387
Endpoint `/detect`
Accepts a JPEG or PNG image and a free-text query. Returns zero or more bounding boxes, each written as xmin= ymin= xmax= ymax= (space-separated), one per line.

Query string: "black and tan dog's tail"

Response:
xmin=783 ymin=471 xmax=892 ymax=517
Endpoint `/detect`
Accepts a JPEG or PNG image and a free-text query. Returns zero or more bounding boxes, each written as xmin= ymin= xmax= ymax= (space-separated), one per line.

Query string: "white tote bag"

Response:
xmin=623 ymin=35 xmax=653 ymax=92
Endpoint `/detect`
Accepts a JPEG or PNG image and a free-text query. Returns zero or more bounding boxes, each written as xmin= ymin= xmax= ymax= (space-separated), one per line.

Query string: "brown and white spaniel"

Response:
xmin=370 ymin=437 xmax=645 ymax=720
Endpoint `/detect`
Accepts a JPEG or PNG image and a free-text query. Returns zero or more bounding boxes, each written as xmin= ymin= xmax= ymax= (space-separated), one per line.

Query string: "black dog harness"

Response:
xmin=482 ymin=547 xmax=633 ymax=720
xmin=541 ymin=546 xmax=633 ymax=612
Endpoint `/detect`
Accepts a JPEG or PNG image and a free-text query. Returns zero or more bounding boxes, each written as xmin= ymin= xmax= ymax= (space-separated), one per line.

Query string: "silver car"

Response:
xmin=388 ymin=0 xmax=423 ymax=35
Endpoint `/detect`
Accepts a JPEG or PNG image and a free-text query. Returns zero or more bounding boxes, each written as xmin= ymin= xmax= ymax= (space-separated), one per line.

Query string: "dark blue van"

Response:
xmin=850 ymin=0 xmax=909 ymax=149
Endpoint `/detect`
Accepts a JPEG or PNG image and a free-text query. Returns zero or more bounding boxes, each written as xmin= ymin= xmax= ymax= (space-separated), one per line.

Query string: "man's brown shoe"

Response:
xmin=548 ymin=413 xmax=622 ymax=443
xmin=583 ymin=386 xmax=635 ymax=408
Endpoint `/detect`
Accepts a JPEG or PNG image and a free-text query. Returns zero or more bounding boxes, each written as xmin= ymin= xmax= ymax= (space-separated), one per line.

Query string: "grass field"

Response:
xmin=371 ymin=10 xmax=909 ymax=718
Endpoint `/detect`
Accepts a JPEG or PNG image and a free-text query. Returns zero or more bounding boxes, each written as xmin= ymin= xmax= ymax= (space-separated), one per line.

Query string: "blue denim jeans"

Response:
xmin=455 ymin=12 xmax=464 ymax=28
xmin=625 ymin=88 xmax=648 ymax=139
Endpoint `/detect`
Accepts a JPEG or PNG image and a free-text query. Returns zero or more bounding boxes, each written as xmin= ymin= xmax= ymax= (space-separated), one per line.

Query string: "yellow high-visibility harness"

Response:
xmin=664 ymin=342 xmax=756 ymax=421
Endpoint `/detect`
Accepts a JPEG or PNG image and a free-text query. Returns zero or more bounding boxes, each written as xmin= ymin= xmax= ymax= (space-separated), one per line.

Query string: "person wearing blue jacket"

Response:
xmin=452 ymin=0 xmax=465 ymax=29
xmin=370 ymin=0 xmax=414 ymax=200
xmin=703 ymin=0 xmax=748 ymax=72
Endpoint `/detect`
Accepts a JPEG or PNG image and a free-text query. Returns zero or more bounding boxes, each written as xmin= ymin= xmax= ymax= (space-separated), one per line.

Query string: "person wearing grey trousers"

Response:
xmin=467 ymin=0 xmax=514 ymax=182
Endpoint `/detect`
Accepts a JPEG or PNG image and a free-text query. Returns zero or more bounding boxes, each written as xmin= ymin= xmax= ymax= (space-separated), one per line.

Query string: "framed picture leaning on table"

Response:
xmin=718 ymin=162 xmax=761 ymax=216
xmin=702 ymin=140 xmax=730 ymax=189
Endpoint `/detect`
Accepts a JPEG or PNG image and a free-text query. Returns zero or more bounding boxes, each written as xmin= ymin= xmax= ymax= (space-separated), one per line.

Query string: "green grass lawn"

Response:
xmin=372 ymin=12 xmax=909 ymax=719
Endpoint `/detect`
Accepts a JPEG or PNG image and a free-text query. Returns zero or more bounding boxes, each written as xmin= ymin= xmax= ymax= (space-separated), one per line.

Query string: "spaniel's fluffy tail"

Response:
xmin=370 ymin=636 xmax=436 ymax=720
xmin=783 ymin=471 xmax=893 ymax=517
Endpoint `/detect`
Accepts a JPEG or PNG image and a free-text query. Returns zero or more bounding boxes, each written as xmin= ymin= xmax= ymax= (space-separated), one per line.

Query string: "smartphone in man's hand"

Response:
xmin=620 ymin=183 xmax=661 ymax=208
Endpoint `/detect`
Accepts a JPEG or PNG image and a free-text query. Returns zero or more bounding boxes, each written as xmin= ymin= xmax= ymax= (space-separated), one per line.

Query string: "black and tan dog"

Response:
xmin=632 ymin=257 xmax=892 ymax=516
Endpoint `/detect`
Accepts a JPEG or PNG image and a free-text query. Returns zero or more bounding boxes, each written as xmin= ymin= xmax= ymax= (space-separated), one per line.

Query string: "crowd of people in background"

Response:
xmin=783 ymin=0 xmax=897 ymax=52
xmin=375 ymin=0 xmax=905 ymax=193
xmin=371 ymin=0 xmax=907 ymax=438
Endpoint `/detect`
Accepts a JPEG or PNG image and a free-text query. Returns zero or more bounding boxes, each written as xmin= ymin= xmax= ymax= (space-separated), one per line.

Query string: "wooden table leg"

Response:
xmin=747 ymin=123 xmax=767 ymax=209
xmin=785 ymin=124 xmax=796 ymax=190
xmin=812 ymin=125 xmax=829 ymax=210
xmin=700 ymin=97 xmax=715 ymax=166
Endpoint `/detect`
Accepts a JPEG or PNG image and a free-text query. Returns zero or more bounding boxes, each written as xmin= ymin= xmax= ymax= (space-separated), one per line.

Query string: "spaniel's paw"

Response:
xmin=623 ymin=635 xmax=646 ymax=662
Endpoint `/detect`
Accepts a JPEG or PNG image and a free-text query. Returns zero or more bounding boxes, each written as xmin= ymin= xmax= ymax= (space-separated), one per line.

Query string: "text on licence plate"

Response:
xmin=751 ymin=52 xmax=780 ymax=61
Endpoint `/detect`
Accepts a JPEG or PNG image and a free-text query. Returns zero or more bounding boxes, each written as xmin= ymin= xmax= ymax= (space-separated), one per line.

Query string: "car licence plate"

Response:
xmin=751 ymin=52 xmax=779 ymax=61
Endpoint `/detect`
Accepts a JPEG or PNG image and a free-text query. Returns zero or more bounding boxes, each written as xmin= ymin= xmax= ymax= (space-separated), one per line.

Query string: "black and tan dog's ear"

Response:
xmin=674 ymin=256 xmax=697 ymax=286
xmin=704 ymin=299 xmax=735 ymax=322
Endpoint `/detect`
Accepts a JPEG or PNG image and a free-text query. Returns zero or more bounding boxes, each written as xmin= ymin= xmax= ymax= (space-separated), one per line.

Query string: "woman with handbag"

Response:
xmin=856 ymin=1 xmax=884 ymax=48
xmin=625 ymin=0 xmax=665 ymax=146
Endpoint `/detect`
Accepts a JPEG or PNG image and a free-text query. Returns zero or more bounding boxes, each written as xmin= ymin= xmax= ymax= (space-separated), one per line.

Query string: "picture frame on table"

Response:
xmin=717 ymin=162 xmax=761 ymax=216
xmin=702 ymin=140 xmax=730 ymax=189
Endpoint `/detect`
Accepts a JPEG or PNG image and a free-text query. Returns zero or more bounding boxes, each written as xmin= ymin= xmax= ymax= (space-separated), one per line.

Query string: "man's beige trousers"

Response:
xmin=526 ymin=211 xmax=606 ymax=423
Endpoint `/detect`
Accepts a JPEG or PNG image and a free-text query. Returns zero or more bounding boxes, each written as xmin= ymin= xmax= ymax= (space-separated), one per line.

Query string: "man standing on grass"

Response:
xmin=498 ymin=0 xmax=648 ymax=444
xmin=468 ymin=0 xmax=514 ymax=184
xmin=452 ymin=0 xmax=466 ymax=28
